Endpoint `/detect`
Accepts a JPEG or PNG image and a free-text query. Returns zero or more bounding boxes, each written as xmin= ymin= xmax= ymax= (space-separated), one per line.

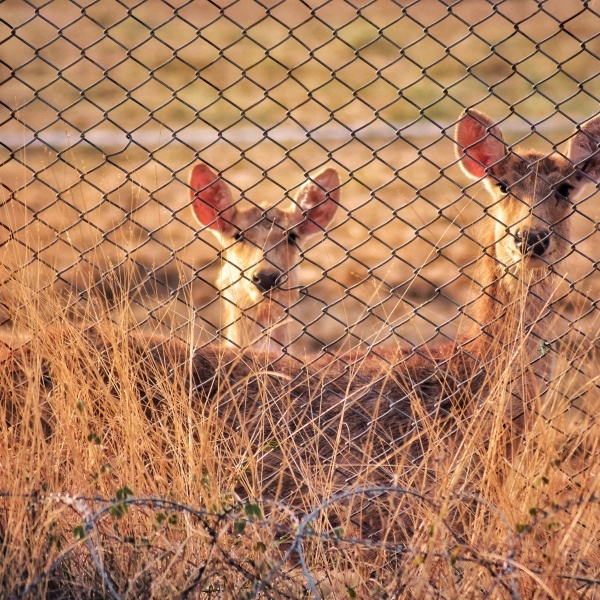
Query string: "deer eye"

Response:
xmin=232 ymin=231 xmax=244 ymax=242
xmin=287 ymin=231 xmax=299 ymax=246
xmin=496 ymin=181 xmax=508 ymax=195
xmin=556 ymin=183 xmax=574 ymax=201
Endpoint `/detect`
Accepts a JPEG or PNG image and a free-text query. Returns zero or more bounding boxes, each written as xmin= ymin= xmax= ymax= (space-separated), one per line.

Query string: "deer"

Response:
xmin=7 ymin=110 xmax=600 ymax=543
xmin=189 ymin=163 xmax=340 ymax=352
xmin=180 ymin=111 xmax=600 ymax=505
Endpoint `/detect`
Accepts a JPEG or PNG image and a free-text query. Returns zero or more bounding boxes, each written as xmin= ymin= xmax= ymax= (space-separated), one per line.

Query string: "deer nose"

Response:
xmin=251 ymin=270 xmax=282 ymax=292
xmin=515 ymin=229 xmax=551 ymax=257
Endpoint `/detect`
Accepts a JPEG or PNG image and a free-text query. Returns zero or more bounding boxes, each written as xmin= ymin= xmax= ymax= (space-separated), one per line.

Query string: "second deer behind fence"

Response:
xmin=189 ymin=164 xmax=340 ymax=352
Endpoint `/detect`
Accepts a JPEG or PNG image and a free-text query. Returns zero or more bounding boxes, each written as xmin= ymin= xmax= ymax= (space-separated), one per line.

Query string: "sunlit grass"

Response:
xmin=0 ymin=273 xmax=598 ymax=598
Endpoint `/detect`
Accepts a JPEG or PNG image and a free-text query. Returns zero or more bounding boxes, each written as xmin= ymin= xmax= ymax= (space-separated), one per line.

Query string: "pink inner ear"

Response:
xmin=189 ymin=164 xmax=236 ymax=234
xmin=569 ymin=117 xmax=600 ymax=181
xmin=294 ymin=169 xmax=340 ymax=238
xmin=192 ymin=199 xmax=220 ymax=229
xmin=455 ymin=113 xmax=506 ymax=180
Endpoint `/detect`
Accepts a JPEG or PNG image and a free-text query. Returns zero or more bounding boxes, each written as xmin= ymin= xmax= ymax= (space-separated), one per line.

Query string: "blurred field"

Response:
xmin=1 ymin=0 xmax=600 ymax=353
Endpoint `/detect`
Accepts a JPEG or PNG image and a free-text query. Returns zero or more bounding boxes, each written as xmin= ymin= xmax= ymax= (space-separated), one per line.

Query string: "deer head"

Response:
xmin=189 ymin=163 xmax=340 ymax=349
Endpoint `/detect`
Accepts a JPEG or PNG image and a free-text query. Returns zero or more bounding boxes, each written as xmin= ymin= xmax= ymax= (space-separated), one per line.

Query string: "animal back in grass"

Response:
xmin=181 ymin=111 xmax=600 ymax=501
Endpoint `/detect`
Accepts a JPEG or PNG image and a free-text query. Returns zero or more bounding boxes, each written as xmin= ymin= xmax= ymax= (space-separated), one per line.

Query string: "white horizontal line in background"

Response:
xmin=0 ymin=119 xmax=570 ymax=153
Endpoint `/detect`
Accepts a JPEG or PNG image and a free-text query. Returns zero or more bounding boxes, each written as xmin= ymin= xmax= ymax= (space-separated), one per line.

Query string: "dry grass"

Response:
xmin=0 ymin=276 xmax=599 ymax=598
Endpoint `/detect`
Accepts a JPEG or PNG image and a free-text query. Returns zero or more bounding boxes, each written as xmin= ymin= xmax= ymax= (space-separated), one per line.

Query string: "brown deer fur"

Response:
xmin=183 ymin=110 xmax=600 ymax=500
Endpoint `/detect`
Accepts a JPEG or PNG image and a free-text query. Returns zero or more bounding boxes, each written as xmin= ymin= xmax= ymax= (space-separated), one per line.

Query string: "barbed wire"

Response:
xmin=1 ymin=486 xmax=596 ymax=599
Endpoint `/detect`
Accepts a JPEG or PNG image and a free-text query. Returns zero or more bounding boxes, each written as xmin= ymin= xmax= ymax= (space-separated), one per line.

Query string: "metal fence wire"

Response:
xmin=1 ymin=0 xmax=600 ymax=590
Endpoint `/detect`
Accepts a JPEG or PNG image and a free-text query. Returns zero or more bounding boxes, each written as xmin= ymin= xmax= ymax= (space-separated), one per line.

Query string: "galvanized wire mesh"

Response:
xmin=1 ymin=0 xmax=600 ymax=591
xmin=2 ymin=0 xmax=599 ymax=349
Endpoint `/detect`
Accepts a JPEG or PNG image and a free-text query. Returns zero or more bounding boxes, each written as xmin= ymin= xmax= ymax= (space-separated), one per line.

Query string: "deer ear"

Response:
xmin=189 ymin=164 xmax=237 ymax=237
xmin=568 ymin=115 xmax=600 ymax=183
xmin=293 ymin=168 xmax=340 ymax=238
xmin=455 ymin=110 xmax=506 ymax=179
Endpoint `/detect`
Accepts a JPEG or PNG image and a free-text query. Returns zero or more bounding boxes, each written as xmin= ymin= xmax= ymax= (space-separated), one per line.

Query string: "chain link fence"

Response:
xmin=2 ymin=0 xmax=599 ymax=352
xmin=3 ymin=0 xmax=600 ymax=419
xmin=1 ymin=0 xmax=600 ymax=594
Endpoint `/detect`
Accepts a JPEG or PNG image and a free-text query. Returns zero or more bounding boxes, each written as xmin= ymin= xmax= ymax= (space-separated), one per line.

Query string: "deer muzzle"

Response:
xmin=251 ymin=270 xmax=284 ymax=293
xmin=514 ymin=229 xmax=551 ymax=258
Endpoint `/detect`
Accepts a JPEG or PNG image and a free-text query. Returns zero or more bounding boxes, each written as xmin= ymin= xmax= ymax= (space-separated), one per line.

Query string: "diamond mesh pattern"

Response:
xmin=1 ymin=0 xmax=599 ymax=519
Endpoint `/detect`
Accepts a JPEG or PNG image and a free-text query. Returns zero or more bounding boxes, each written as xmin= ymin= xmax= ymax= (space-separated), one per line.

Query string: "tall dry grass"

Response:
xmin=0 ymin=273 xmax=598 ymax=599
